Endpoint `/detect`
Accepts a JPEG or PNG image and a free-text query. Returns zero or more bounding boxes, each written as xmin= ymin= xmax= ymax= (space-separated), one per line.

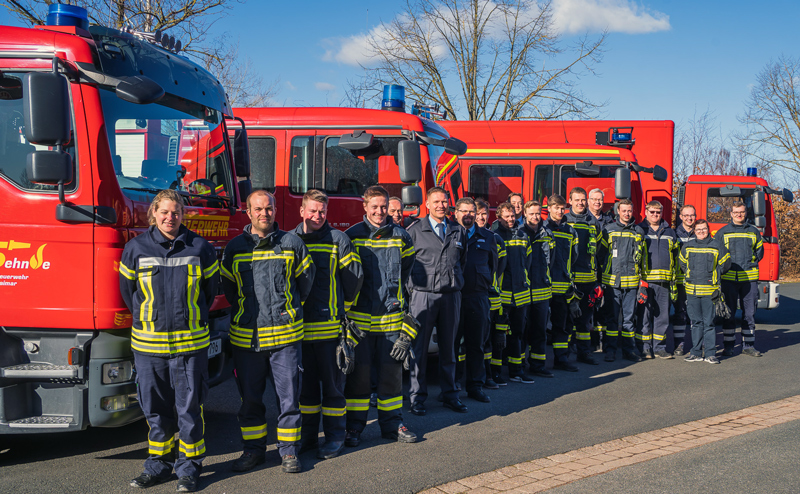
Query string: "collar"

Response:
xmin=428 ymin=215 xmax=446 ymax=234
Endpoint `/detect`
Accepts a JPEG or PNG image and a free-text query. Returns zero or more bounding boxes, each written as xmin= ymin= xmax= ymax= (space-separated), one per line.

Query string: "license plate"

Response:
xmin=208 ymin=338 xmax=222 ymax=358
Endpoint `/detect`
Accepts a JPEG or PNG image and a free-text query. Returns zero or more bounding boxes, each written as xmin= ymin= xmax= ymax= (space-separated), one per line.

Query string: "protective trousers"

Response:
xmin=233 ymin=344 xmax=301 ymax=457
xmin=605 ymin=287 xmax=637 ymax=355
xmin=409 ymin=291 xmax=461 ymax=405
xmin=344 ymin=332 xmax=403 ymax=434
xmin=455 ymin=293 xmax=490 ymax=392
xmin=134 ymin=351 xmax=208 ymax=479
xmin=500 ymin=304 xmax=528 ymax=375
xmin=687 ymin=295 xmax=716 ymax=358
xmin=722 ymin=280 xmax=758 ymax=349
xmin=572 ymin=282 xmax=596 ymax=358
xmin=671 ymin=284 xmax=691 ymax=350
xmin=550 ymin=295 xmax=572 ymax=364
xmin=525 ymin=300 xmax=550 ymax=371
xmin=636 ymin=282 xmax=670 ymax=354
xmin=485 ymin=308 xmax=499 ymax=375
xmin=299 ymin=339 xmax=346 ymax=445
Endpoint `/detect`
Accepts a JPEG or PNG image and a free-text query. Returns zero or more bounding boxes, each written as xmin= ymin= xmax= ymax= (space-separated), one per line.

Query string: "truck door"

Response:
xmin=464 ymin=160 xmax=530 ymax=222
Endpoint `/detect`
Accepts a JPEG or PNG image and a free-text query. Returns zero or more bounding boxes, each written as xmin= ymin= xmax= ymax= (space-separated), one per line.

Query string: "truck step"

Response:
xmin=0 ymin=364 xmax=79 ymax=379
xmin=7 ymin=415 xmax=73 ymax=428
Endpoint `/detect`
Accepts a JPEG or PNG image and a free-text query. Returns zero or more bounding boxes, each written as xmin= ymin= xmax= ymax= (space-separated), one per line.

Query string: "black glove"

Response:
xmin=713 ymin=290 xmax=732 ymax=319
xmin=343 ymin=316 xmax=366 ymax=345
xmin=492 ymin=329 xmax=507 ymax=352
xmin=390 ymin=334 xmax=413 ymax=362
xmin=335 ymin=335 xmax=356 ymax=374
xmin=637 ymin=280 xmax=649 ymax=305
xmin=569 ymin=299 xmax=582 ymax=319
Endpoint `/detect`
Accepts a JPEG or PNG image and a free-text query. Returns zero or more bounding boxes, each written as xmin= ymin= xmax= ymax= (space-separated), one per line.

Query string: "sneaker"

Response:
xmin=382 ymin=424 xmax=417 ymax=443
xmin=704 ymin=356 xmax=721 ymax=364
xmin=655 ymin=350 xmax=674 ymax=359
xmin=281 ymin=454 xmax=302 ymax=473
xmin=507 ymin=373 xmax=535 ymax=383
xmin=176 ymin=476 xmax=198 ymax=493
xmin=742 ymin=347 xmax=762 ymax=357
xmin=684 ymin=354 xmax=703 ymax=362
xmin=673 ymin=343 xmax=685 ymax=356
xmin=721 ymin=347 xmax=735 ymax=357
xmin=492 ymin=373 xmax=508 ymax=386
xmin=232 ymin=452 xmax=266 ymax=472
xmin=640 ymin=350 xmax=654 ymax=360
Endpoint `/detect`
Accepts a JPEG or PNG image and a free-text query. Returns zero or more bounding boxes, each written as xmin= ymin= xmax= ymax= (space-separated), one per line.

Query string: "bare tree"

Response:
xmin=737 ymin=56 xmax=800 ymax=176
xmin=673 ymin=109 xmax=750 ymax=185
xmin=345 ymin=0 xmax=605 ymax=120
xmin=1 ymin=0 xmax=278 ymax=106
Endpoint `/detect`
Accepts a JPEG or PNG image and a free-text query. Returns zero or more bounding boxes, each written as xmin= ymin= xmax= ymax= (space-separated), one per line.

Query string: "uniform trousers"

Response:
xmin=722 ymin=280 xmax=758 ymax=348
xmin=455 ymin=292 xmax=490 ymax=392
xmin=409 ymin=291 xmax=461 ymax=404
xmin=636 ymin=282 xmax=670 ymax=354
xmin=687 ymin=295 xmax=716 ymax=358
xmin=604 ymin=287 xmax=637 ymax=354
xmin=299 ymin=339 xmax=346 ymax=444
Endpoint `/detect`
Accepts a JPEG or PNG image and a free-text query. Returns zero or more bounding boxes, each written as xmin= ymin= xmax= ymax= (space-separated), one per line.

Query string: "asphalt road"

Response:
xmin=2 ymin=284 xmax=800 ymax=494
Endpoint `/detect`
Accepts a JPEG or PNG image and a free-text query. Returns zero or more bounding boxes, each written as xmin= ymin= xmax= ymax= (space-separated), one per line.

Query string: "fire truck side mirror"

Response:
xmin=233 ymin=129 xmax=251 ymax=177
xmin=397 ymin=140 xmax=422 ymax=183
xmin=652 ymin=165 xmax=668 ymax=183
xmin=753 ymin=216 xmax=766 ymax=228
xmin=339 ymin=131 xmax=374 ymax=150
xmin=402 ymin=184 xmax=423 ymax=207
xmin=22 ymin=72 xmax=70 ymax=145
xmin=115 ymin=75 xmax=165 ymax=105
xmin=753 ymin=191 xmax=766 ymax=216
xmin=26 ymin=151 xmax=73 ymax=185
xmin=718 ymin=185 xmax=741 ymax=197
xmin=444 ymin=137 xmax=468 ymax=156
xmin=238 ymin=179 xmax=252 ymax=206
xmin=615 ymin=167 xmax=631 ymax=200
xmin=782 ymin=188 xmax=794 ymax=203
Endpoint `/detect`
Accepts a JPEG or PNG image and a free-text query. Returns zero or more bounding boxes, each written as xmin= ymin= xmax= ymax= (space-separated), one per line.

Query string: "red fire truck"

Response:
xmin=0 ymin=6 xmax=252 ymax=433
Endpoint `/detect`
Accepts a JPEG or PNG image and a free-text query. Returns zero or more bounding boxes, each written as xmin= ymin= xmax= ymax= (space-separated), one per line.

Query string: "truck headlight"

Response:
xmin=100 ymin=393 xmax=138 ymax=411
xmin=102 ymin=360 xmax=134 ymax=384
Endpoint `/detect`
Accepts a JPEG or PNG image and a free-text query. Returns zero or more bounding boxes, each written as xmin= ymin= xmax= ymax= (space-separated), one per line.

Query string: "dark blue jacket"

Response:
xmin=406 ymin=216 xmax=467 ymax=293
xmin=461 ymin=225 xmax=497 ymax=296
xmin=491 ymin=220 xmax=532 ymax=306
xmin=638 ymin=219 xmax=679 ymax=283
xmin=716 ymin=222 xmax=764 ymax=282
xmin=521 ymin=222 xmax=554 ymax=302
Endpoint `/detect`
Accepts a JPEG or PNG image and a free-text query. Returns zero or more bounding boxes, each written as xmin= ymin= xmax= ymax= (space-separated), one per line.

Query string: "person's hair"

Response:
xmin=427 ymin=186 xmax=447 ymax=198
xmin=680 ymin=204 xmax=696 ymax=214
xmin=694 ymin=219 xmax=709 ymax=229
xmin=389 ymin=196 xmax=403 ymax=205
xmin=645 ymin=200 xmax=663 ymax=211
xmin=302 ymin=189 xmax=328 ymax=207
xmin=246 ymin=189 xmax=275 ymax=210
xmin=455 ymin=197 xmax=476 ymax=210
xmin=363 ymin=185 xmax=389 ymax=203
xmin=588 ymin=188 xmax=604 ymax=199
xmin=731 ymin=201 xmax=746 ymax=210
xmin=148 ymin=189 xmax=184 ymax=226
xmin=475 ymin=198 xmax=489 ymax=211
xmin=507 ymin=192 xmax=524 ymax=202
xmin=569 ymin=187 xmax=587 ymax=200
xmin=524 ymin=200 xmax=541 ymax=211
xmin=548 ymin=194 xmax=567 ymax=208
xmin=618 ymin=198 xmax=634 ymax=207
xmin=496 ymin=202 xmax=515 ymax=216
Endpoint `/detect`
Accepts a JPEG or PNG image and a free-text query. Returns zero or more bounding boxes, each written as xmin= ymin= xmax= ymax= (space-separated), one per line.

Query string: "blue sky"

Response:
xmin=3 ymin=1 xmax=799 ymax=143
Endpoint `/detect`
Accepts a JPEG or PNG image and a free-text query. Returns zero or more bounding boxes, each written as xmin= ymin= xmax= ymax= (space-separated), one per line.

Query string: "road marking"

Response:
xmin=419 ymin=395 xmax=800 ymax=493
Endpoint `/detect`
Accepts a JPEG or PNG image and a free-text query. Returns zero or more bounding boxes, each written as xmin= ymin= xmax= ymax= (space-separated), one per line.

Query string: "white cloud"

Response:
xmin=552 ymin=0 xmax=670 ymax=35
xmin=285 ymin=81 xmax=297 ymax=91
xmin=315 ymin=82 xmax=337 ymax=92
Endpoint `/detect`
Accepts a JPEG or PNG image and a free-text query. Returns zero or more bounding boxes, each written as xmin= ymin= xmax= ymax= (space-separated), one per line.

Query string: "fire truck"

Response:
xmin=0 ymin=5 xmax=252 ymax=433
xmin=436 ymin=120 xmax=793 ymax=309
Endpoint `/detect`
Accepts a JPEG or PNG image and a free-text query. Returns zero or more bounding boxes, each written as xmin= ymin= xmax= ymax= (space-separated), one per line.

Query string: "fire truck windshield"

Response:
xmin=99 ymin=87 xmax=235 ymax=208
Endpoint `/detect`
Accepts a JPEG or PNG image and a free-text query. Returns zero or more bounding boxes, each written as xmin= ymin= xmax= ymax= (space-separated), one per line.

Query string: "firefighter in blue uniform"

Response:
xmin=408 ymin=187 xmax=469 ymax=414
xmin=222 ymin=190 xmax=316 ymax=474
xmin=491 ymin=202 xmax=534 ymax=384
xmin=717 ymin=201 xmax=765 ymax=357
xmin=293 ymin=190 xmax=363 ymax=460
xmin=679 ymin=219 xmax=731 ymax=363
xmin=636 ymin=200 xmax=679 ymax=359
xmin=588 ymin=188 xmax=615 ymax=350
xmin=598 ymin=198 xmax=646 ymax=362
xmin=672 ymin=205 xmax=697 ymax=355
xmin=344 ymin=186 xmax=417 ymax=445
xmin=120 ymin=190 xmax=218 ymax=493
xmin=453 ymin=197 xmax=497 ymax=403
xmin=520 ymin=200 xmax=555 ymax=378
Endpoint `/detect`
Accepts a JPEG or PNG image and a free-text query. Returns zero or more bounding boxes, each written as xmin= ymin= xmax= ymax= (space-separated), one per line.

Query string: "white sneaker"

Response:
xmin=704 ymin=356 xmax=720 ymax=364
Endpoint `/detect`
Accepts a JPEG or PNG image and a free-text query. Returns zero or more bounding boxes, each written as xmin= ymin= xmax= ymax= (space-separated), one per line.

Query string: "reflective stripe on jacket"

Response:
xmin=716 ymin=222 xmax=764 ymax=282
xmin=565 ymin=211 xmax=600 ymax=284
xmin=599 ymin=220 xmax=646 ymax=289
xmin=491 ymin=220 xmax=532 ymax=306
xmin=543 ymin=217 xmax=578 ymax=295
xmin=675 ymin=224 xmax=695 ymax=284
xmin=489 ymin=233 xmax=506 ymax=310
xmin=679 ymin=236 xmax=731 ymax=295
xmin=638 ymin=219 xmax=679 ymax=283
xmin=521 ymin=222 xmax=554 ymax=302
xmin=119 ymin=225 xmax=219 ymax=356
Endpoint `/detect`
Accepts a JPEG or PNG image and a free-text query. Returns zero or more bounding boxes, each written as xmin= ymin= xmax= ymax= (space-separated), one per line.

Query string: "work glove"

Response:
xmin=335 ymin=334 xmax=356 ymax=375
xmin=712 ymin=289 xmax=732 ymax=319
xmin=342 ymin=315 xmax=367 ymax=346
xmin=670 ymin=279 xmax=678 ymax=302
xmin=492 ymin=329 xmax=507 ymax=352
xmin=588 ymin=285 xmax=604 ymax=308
xmin=390 ymin=334 xmax=414 ymax=362
xmin=637 ymin=280 xmax=649 ymax=305
xmin=568 ymin=298 xmax=582 ymax=320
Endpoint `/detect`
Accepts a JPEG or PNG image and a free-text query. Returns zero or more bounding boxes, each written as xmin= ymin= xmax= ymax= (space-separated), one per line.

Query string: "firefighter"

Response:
xmin=120 ymin=190 xmax=218 ymax=493
xmin=588 ymin=188 xmax=615 ymax=350
xmin=636 ymin=201 xmax=679 ymax=359
xmin=679 ymin=220 xmax=731 ymax=363
xmin=453 ymin=197 xmax=497 ymax=402
xmin=598 ymin=198 xmax=646 ymax=362
xmin=408 ymin=187 xmax=468 ymax=414
xmin=491 ymin=202 xmax=534 ymax=384
xmin=222 ymin=190 xmax=316 ymax=474
xmin=508 ymin=192 xmax=525 ymax=227
xmin=565 ymin=187 xmax=602 ymax=366
xmin=717 ymin=201 xmax=765 ymax=357
xmin=520 ymin=200 xmax=555 ymax=378
xmin=672 ymin=205 xmax=697 ymax=355
xmin=344 ymin=186 xmax=417 ymax=444
xmin=475 ymin=199 xmax=507 ymax=389
xmin=293 ymin=190 xmax=363 ymax=460
xmin=543 ymin=195 xmax=581 ymax=372
xmin=388 ymin=196 xmax=405 ymax=228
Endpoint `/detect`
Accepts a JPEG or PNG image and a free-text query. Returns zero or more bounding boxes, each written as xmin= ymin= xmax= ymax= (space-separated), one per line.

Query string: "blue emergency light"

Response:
xmin=382 ymin=84 xmax=406 ymax=112
xmin=46 ymin=4 xmax=89 ymax=31
xmin=746 ymin=167 xmax=758 ymax=177
xmin=612 ymin=132 xmax=632 ymax=143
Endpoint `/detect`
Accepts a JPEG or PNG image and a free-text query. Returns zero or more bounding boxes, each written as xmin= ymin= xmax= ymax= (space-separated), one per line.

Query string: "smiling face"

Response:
xmin=570 ymin=192 xmax=587 ymax=215
xmin=680 ymin=206 xmax=697 ymax=229
xmin=455 ymin=202 xmax=476 ymax=229
xmin=427 ymin=191 xmax=448 ymax=222
xmin=618 ymin=203 xmax=634 ymax=224
xmin=549 ymin=203 xmax=566 ymax=222
xmin=588 ymin=191 xmax=604 ymax=215
xmin=364 ymin=195 xmax=388 ymax=228
xmin=499 ymin=208 xmax=516 ymax=229
xmin=525 ymin=204 xmax=541 ymax=228
xmin=510 ymin=195 xmax=523 ymax=217
xmin=731 ymin=205 xmax=747 ymax=225
xmin=388 ymin=199 xmax=404 ymax=226
xmin=153 ymin=199 xmax=183 ymax=240
xmin=475 ymin=207 xmax=488 ymax=228
xmin=300 ymin=199 xmax=327 ymax=232
xmin=695 ymin=222 xmax=709 ymax=240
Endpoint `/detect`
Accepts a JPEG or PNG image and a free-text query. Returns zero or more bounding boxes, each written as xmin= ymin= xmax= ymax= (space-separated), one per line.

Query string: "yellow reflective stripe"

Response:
xmin=138 ymin=268 xmax=156 ymax=324
xmin=507 ymin=356 xmax=523 ymax=364
xmin=552 ymin=342 xmax=569 ymax=349
xmin=653 ymin=333 xmax=666 ymax=341
xmin=241 ymin=424 xmax=268 ymax=440
xmin=303 ymin=320 xmax=340 ymax=341
xmin=376 ymin=396 xmax=402 ymax=411
xmin=119 ymin=262 xmax=135 ymax=280
xmin=300 ymin=404 xmax=322 ymax=414
xmin=347 ymin=399 xmax=370 ymax=411
xmin=339 ymin=251 xmax=359 ymax=268
xmin=277 ymin=427 xmax=301 ymax=442
xmin=490 ymin=358 xmax=503 ymax=365
xmin=295 ymin=254 xmax=313 ymax=277
xmin=621 ymin=331 xmax=635 ymax=338
xmin=221 ymin=263 xmax=235 ymax=281
xmin=203 ymin=260 xmax=219 ymax=279
xmin=322 ymin=406 xmax=346 ymax=417
xmin=530 ymin=353 xmax=546 ymax=360
xmin=148 ymin=436 xmax=175 ymax=455
xmin=179 ymin=438 xmax=206 ymax=457
xmin=484 ymin=352 xmax=492 ymax=360
xmin=187 ymin=264 xmax=201 ymax=332
xmin=131 ymin=328 xmax=210 ymax=355
xmin=575 ymin=332 xmax=591 ymax=340
xmin=466 ymin=147 xmax=620 ymax=155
